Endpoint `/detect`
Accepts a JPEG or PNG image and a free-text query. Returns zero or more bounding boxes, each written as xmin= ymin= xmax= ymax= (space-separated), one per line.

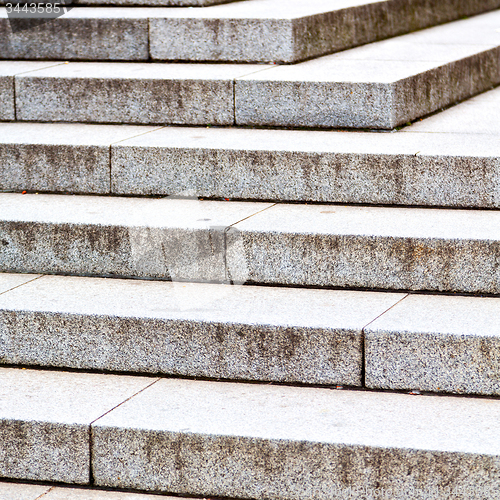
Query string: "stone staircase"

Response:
xmin=1 ymin=0 xmax=500 ymax=499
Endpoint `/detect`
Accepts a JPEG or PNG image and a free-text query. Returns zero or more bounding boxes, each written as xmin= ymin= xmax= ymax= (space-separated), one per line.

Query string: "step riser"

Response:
xmin=0 ymin=17 xmax=149 ymax=61
xmin=2 ymin=1 xmax=500 ymax=63
xmin=3 ymin=221 xmax=500 ymax=293
xmin=14 ymin=75 xmax=237 ymax=126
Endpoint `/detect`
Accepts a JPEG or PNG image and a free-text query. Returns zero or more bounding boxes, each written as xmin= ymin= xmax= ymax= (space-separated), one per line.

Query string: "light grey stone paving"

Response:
xmin=0 ymin=481 xmax=50 ymax=500
xmin=93 ymin=378 xmax=500 ymax=499
xmin=40 ymin=485 xmax=184 ymax=499
xmin=405 ymin=86 xmax=500 ymax=135
xmin=0 ymin=193 xmax=273 ymax=281
xmin=226 ymin=203 xmax=500 ymax=294
xmin=235 ymin=10 xmax=500 ymax=128
xmin=15 ymin=62 xmax=265 ymax=125
xmin=0 ymin=273 xmax=40 ymax=294
xmin=365 ymin=294 xmax=500 ymax=396
xmin=0 ymin=8 xmax=149 ymax=61
xmin=0 ymin=123 xmax=161 ymax=194
xmin=0 ymin=273 xmax=404 ymax=384
xmin=111 ymin=123 xmax=500 ymax=208
xmin=0 ymin=367 xmax=154 ymax=484
xmin=0 ymin=61 xmax=65 ymax=121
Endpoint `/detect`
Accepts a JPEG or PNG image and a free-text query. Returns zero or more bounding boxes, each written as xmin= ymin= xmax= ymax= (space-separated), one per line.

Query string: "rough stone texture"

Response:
xmin=0 ymin=8 xmax=149 ymax=61
xmin=0 ymin=193 xmax=272 ymax=281
xmin=15 ymin=62 xmax=263 ymax=125
xmin=226 ymin=203 xmax=500 ymax=294
xmin=93 ymin=378 xmax=500 ymax=499
xmin=0 ymin=367 xmax=154 ymax=483
xmin=111 ymin=124 xmax=500 ymax=208
xmin=365 ymin=294 xmax=500 ymax=396
xmin=41 ymin=486 xmax=184 ymax=499
xmin=0 ymin=273 xmax=404 ymax=384
xmin=2 ymin=0 xmax=498 ymax=63
xmin=0 ymin=123 xmax=160 ymax=194
xmin=150 ymin=0 xmax=500 ymax=63
xmin=0 ymin=481 xmax=50 ymax=500
xmin=0 ymin=61 xmax=65 ymax=121
xmin=0 ymin=272 xmax=40 ymax=294
xmin=235 ymin=11 xmax=500 ymax=128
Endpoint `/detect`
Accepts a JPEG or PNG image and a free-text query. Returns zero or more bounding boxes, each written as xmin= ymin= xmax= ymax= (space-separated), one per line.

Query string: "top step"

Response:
xmin=2 ymin=0 xmax=500 ymax=62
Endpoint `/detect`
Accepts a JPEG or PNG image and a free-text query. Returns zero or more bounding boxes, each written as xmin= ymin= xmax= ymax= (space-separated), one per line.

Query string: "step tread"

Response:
xmin=3 ymin=0 xmax=500 ymax=62
xmin=0 ymin=481 xmax=181 ymax=500
xmin=1 ymin=366 xmax=499 ymax=497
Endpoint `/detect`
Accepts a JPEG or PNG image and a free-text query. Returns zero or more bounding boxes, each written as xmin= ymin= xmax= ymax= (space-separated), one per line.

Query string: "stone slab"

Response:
xmin=0 ymin=193 xmax=273 ymax=281
xmin=0 ymin=61 xmax=65 ymax=121
xmin=0 ymin=481 xmax=50 ymax=500
xmin=15 ymin=62 xmax=265 ymax=125
xmin=365 ymin=294 xmax=500 ymax=396
xmin=0 ymin=122 xmax=161 ymax=194
xmin=405 ymin=85 xmax=500 ymax=134
xmin=111 ymin=123 xmax=500 ymax=208
xmin=93 ymin=378 xmax=500 ymax=499
xmin=235 ymin=10 xmax=500 ymax=128
xmin=0 ymin=8 xmax=149 ymax=61
xmin=226 ymin=203 xmax=500 ymax=294
xmin=0 ymin=273 xmax=404 ymax=384
xmin=0 ymin=367 xmax=154 ymax=483
xmin=150 ymin=0 xmax=500 ymax=63
xmin=40 ymin=486 xmax=184 ymax=499
xmin=0 ymin=273 xmax=40 ymax=294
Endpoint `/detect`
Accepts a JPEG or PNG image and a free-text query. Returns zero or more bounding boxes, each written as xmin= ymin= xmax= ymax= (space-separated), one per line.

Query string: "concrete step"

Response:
xmin=0 ymin=481 xmax=181 ymax=500
xmin=3 ymin=10 xmax=500 ymax=129
xmin=0 ymin=272 xmax=404 ymax=386
xmin=1 ymin=367 xmax=500 ymax=499
xmin=2 ymin=1 xmax=500 ymax=63
xmin=2 ymin=86 xmax=499 ymax=206
xmin=1 ymin=194 xmax=500 ymax=294
xmin=1 ymin=272 xmax=500 ymax=396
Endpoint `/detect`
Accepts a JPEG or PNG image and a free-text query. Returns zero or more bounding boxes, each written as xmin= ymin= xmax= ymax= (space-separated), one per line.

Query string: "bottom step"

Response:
xmin=1 ymin=367 xmax=499 ymax=500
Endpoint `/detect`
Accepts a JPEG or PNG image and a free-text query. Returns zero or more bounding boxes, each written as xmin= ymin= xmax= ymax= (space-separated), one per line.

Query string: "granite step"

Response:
xmin=1 ymin=193 xmax=500 ymax=294
xmin=2 ymin=0 xmax=500 ymax=63
xmin=2 ymin=10 xmax=500 ymax=129
xmin=1 ymin=86 xmax=500 ymax=206
xmin=0 ymin=272 xmax=403 ymax=386
xmin=1 ymin=366 xmax=500 ymax=499
xmin=1 ymin=272 xmax=499 ymax=396
xmin=0 ymin=482 xmax=183 ymax=500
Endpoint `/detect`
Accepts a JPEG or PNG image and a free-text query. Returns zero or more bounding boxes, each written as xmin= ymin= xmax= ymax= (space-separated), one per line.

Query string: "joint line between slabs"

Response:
xmin=360 ymin=293 xmax=410 ymax=388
